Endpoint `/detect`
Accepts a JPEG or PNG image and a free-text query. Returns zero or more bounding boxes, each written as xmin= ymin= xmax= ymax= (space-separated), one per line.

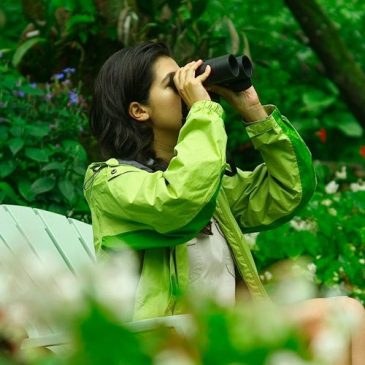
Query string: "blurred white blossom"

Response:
xmin=244 ymin=232 xmax=260 ymax=248
xmin=350 ymin=180 xmax=365 ymax=192
xmin=335 ymin=166 xmax=347 ymax=180
xmin=268 ymin=351 xmax=313 ymax=365
xmin=328 ymin=208 xmax=337 ymax=216
xmin=0 ymin=247 xmax=139 ymax=335
xmin=325 ymin=180 xmax=339 ymax=194
xmin=321 ymin=199 xmax=332 ymax=206
xmin=290 ymin=218 xmax=317 ymax=232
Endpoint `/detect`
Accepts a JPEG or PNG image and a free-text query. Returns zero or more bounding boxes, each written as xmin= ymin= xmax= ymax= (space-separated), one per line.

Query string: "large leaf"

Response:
xmin=0 ymin=160 xmax=16 ymax=178
xmin=31 ymin=177 xmax=56 ymax=195
xmin=26 ymin=124 xmax=50 ymax=138
xmin=42 ymin=161 xmax=65 ymax=172
xmin=61 ymin=140 xmax=87 ymax=161
xmin=335 ymin=113 xmax=363 ymax=137
xmin=18 ymin=180 xmax=36 ymax=202
xmin=58 ymin=179 xmax=76 ymax=203
xmin=301 ymin=90 xmax=336 ymax=114
xmin=66 ymin=14 xmax=95 ymax=33
xmin=167 ymin=0 xmax=183 ymax=11
xmin=8 ymin=137 xmax=25 ymax=155
xmin=0 ymin=182 xmax=23 ymax=204
xmin=191 ymin=0 xmax=208 ymax=19
xmin=12 ymin=37 xmax=46 ymax=67
xmin=25 ymin=147 xmax=50 ymax=162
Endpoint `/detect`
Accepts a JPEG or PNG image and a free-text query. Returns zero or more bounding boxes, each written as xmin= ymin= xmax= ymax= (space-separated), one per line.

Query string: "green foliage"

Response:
xmin=0 ymin=52 xmax=89 ymax=219
xmin=253 ymin=173 xmax=365 ymax=304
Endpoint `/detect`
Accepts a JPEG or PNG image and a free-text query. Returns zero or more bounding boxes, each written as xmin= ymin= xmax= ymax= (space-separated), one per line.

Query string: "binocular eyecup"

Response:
xmin=196 ymin=54 xmax=253 ymax=92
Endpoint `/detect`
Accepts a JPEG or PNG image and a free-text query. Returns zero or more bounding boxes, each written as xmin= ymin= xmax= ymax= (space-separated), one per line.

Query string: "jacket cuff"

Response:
xmin=188 ymin=100 xmax=224 ymax=118
xmin=244 ymin=105 xmax=282 ymax=138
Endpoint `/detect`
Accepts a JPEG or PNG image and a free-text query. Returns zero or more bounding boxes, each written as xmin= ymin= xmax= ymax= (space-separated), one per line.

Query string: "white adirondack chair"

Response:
xmin=0 ymin=204 xmax=190 ymax=352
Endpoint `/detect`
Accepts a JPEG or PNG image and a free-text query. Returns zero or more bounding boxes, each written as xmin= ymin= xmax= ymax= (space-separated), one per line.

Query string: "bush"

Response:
xmin=0 ymin=50 xmax=90 ymax=220
xmin=252 ymin=166 xmax=365 ymax=304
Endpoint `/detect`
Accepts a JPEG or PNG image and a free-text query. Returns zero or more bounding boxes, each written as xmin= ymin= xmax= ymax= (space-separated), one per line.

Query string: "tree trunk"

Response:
xmin=284 ymin=0 xmax=365 ymax=128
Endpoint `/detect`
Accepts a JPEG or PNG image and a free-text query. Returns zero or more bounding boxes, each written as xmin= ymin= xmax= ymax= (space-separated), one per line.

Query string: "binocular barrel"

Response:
xmin=196 ymin=54 xmax=253 ymax=92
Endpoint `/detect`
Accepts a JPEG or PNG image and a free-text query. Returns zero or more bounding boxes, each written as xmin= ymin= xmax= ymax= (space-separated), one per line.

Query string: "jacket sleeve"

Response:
xmin=91 ymin=100 xmax=227 ymax=249
xmin=222 ymin=105 xmax=316 ymax=233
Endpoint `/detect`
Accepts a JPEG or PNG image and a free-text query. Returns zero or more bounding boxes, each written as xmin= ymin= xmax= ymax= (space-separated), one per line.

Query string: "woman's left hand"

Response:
xmin=207 ymin=84 xmax=268 ymax=123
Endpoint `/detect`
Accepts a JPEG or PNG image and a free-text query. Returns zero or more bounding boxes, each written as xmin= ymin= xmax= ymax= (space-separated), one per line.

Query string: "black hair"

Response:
xmin=89 ymin=41 xmax=171 ymax=170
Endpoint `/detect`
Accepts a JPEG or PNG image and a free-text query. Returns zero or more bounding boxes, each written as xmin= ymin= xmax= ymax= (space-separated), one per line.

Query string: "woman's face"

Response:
xmin=145 ymin=56 xmax=182 ymax=135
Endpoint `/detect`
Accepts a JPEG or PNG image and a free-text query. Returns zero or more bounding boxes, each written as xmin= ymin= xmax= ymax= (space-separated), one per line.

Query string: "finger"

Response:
xmin=173 ymin=68 xmax=184 ymax=91
xmin=196 ymin=64 xmax=211 ymax=83
xmin=181 ymin=61 xmax=196 ymax=84
xmin=191 ymin=59 xmax=204 ymax=71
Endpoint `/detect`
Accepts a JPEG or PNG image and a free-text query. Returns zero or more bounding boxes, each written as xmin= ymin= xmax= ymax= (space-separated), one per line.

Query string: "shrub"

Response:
xmin=0 ymin=50 xmax=90 ymax=220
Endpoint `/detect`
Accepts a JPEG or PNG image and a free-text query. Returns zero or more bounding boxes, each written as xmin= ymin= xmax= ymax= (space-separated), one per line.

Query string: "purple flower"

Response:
xmin=63 ymin=67 xmax=76 ymax=74
xmin=16 ymin=90 xmax=25 ymax=97
xmin=29 ymin=83 xmax=37 ymax=88
xmin=68 ymin=91 xmax=79 ymax=105
xmin=54 ymin=73 xmax=65 ymax=80
xmin=45 ymin=93 xmax=53 ymax=101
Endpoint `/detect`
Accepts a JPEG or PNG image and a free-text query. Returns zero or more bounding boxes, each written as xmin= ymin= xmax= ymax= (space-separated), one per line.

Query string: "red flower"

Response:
xmin=315 ymin=128 xmax=327 ymax=143
xmin=359 ymin=146 xmax=365 ymax=158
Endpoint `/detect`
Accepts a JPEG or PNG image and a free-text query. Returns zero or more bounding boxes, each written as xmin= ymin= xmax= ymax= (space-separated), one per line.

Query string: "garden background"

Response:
xmin=0 ymin=0 xmax=364 ymax=364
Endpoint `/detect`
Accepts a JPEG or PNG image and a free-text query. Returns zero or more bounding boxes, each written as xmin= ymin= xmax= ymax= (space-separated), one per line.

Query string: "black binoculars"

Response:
xmin=196 ymin=54 xmax=253 ymax=92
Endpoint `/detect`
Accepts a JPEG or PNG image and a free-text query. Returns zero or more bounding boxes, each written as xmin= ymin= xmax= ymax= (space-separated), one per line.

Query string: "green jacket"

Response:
xmin=84 ymin=100 xmax=316 ymax=320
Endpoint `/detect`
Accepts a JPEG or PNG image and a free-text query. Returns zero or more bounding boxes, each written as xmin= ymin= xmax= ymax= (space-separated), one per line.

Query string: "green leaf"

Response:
xmin=0 ymin=182 xmax=23 ymax=204
xmin=9 ymin=126 xmax=25 ymax=138
xmin=301 ymin=90 xmax=336 ymax=114
xmin=78 ymin=0 xmax=96 ymax=14
xmin=66 ymin=14 xmax=95 ymax=33
xmin=58 ymin=179 xmax=76 ymax=203
xmin=31 ymin=177 xmax=56 ymax=195
xmin=0 ymin=160 xmax=16 ymax=178
xmin=25 ymin=147 xmax=50 ymax=162
xmin=42 ymin=161 xmax=65 ymax=172
xmin=167 ymin=0 xmax=183 ymax=11
xmin=191 ymin=0 xmax=208 ymax=19
xmin=9 ymin=137 xmax=25 ymax=155
xmin=18 ymin=180 xmax=36 ymax=202
xmin=335 ymin=114 xmax=363 ymax=137
xmin=61 ymin=140 xmax=87 ymax=161
xmin=20 ymin=85 xmax=45 ymax=96
xmin=26 ymin=124 xmax=50 ymax=138
xmin=12 ymin=37 xmax=46 ymax=67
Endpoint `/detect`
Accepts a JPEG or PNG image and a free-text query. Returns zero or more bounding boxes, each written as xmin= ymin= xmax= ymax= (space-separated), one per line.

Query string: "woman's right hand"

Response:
xmin=173 ymin=60 xmax=211 ymax=109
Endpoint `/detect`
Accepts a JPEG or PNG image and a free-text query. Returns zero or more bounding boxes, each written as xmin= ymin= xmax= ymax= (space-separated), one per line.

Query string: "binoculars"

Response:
xmin=196 ymin=54 xmax=253 ymax=92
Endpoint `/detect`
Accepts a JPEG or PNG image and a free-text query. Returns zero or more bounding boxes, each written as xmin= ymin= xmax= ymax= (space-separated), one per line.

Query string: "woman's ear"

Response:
xmin=128 ymin=102 xmax=150 ymax=122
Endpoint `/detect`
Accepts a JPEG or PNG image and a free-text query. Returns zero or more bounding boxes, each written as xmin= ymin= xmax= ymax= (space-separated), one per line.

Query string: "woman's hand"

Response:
xmin=173 ymin=60 xmax=211 ymax=109
xmin=207 ymin=84 xmax=268 ymax=123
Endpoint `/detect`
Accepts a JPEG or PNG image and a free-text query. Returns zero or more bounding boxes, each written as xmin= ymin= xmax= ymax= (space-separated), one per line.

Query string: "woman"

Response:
xmin=84 ymin=41 xmax=364 ymax=364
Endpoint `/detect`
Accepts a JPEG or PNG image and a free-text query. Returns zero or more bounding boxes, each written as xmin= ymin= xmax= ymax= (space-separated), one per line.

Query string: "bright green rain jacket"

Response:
xmin=84 ymin=100 xmax=316 ymax=320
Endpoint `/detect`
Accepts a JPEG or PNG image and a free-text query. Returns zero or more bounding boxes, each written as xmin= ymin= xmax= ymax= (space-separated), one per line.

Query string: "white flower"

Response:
xmin=359 ymin=258 xmax=365 ymax=265
xmin=350 ymin=181 xmax=365 ymax=192
xmin=325 ymin=180 xmax=339 ymax=194
xmin=290 ymin=218 xmax=317 ymax=232
xmin=321 ymin=199 xmax=332 ymax=206
xmin=244 ymin=232 xmax=259 ymax=248
xmin=328 ymin=208 xmax=337 ymax=216
xmin=307 ymin=263 xmax=316 ymax=274
xmin=335 ymin=166 xmax=347 ymax=180
xmin=267 ymin=351 xmax=309 ymax=365
xmin=264 ymin=271 xmax=273 ymax=281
